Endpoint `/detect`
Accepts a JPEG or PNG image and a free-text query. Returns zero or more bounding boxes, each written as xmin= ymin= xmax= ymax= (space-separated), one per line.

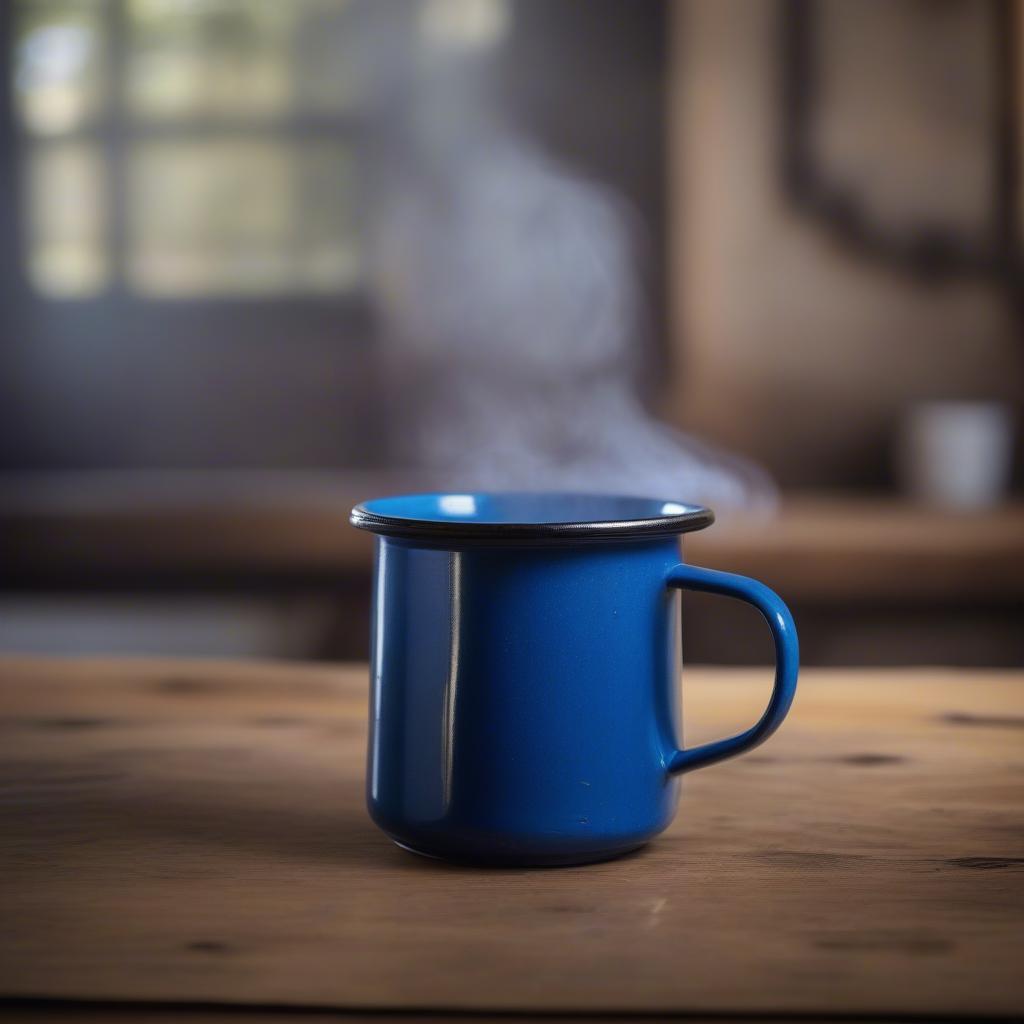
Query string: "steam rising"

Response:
xmin=368 ymin=1 xmax=774 ymax=510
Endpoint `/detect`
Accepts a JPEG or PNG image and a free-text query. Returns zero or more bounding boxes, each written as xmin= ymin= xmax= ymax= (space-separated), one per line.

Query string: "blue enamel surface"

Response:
xmin=356 ymin=492 xmax=799 ymax=867
xmin=666 ymin=564 xmax=799 ymax=774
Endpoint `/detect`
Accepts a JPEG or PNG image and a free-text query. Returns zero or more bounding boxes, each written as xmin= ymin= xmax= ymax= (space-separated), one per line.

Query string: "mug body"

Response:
xmin=367 ymin=535 xmax=684 ymax=865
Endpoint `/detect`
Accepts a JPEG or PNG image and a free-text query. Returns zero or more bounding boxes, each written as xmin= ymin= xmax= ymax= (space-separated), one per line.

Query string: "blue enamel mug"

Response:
xmin=350 ymin=493 xmax=798 ymax=866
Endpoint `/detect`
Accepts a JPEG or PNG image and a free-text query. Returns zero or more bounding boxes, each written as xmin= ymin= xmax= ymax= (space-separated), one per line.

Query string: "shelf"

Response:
xmin=2 ymin=472 xmax=1021 ymax=603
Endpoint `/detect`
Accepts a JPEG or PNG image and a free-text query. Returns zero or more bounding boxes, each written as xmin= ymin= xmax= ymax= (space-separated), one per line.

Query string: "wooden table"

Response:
xmin=2 ymin=658 xmax=1023 ymax=1022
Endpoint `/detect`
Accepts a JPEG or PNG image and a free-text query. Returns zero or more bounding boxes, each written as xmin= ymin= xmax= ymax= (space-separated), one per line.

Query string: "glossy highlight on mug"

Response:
xmin=442 ymin=550 xmax=463 ymax=808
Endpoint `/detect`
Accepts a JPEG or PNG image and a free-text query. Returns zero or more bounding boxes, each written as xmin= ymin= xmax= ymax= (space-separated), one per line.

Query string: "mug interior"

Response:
xmin=350 ymin=492 xmax=714 ymax=542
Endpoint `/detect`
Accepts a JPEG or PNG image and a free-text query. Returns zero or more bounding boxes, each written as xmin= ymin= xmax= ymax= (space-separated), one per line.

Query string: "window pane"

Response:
xmin=126 ymin=0 xmax=358 ymax=120
xmin=25 ymin=142 xmax=110 ymax=297
xmin=127 ymin=138 xmax=359 ymax=296
xmin=14 ymin=0 xmax=107 ymax=135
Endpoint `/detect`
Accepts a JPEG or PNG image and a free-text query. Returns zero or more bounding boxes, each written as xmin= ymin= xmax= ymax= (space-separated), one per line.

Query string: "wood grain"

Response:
xmin=0 ymin=1010 xmax=916 ymax=1024
xmin=1 ymin=657 xmax=1023 ymax=1018
xmin=0 ymin=1009 xmax=905 ymax=1024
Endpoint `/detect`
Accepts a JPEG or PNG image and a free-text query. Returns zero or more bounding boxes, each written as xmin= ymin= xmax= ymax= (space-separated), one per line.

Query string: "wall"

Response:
xmin=666 ymin=0 xmax=1023 ymax=489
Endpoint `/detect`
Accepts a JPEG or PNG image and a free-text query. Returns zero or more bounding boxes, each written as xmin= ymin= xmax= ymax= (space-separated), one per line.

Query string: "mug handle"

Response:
xmin=665 ymin=563 xmax=799 ymax=775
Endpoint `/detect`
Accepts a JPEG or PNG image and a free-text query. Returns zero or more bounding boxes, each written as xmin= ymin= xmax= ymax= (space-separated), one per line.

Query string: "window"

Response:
xmin=2 ymin=0 xmax=666 ymax=473
xmin=14 ymin=0 xmax=361 ymax=299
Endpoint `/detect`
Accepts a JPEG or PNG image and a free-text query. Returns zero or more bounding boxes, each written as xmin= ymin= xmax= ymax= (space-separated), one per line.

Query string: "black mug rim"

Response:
xmin=350 ymin=491 xmax=715 ymax=543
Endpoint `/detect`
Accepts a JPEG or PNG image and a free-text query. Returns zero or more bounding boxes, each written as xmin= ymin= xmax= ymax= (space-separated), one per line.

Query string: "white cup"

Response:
xmin=897 ymin=401 xmax=1015 ymax=510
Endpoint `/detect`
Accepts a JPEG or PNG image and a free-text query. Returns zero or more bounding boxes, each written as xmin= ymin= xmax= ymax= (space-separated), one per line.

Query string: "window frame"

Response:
xmin=12 ymin=0 xmax=371 ymax=311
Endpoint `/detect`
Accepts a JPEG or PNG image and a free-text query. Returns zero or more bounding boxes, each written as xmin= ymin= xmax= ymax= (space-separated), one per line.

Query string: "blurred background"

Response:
xmin=1 ymin=0 xmax=1021 ymax=666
